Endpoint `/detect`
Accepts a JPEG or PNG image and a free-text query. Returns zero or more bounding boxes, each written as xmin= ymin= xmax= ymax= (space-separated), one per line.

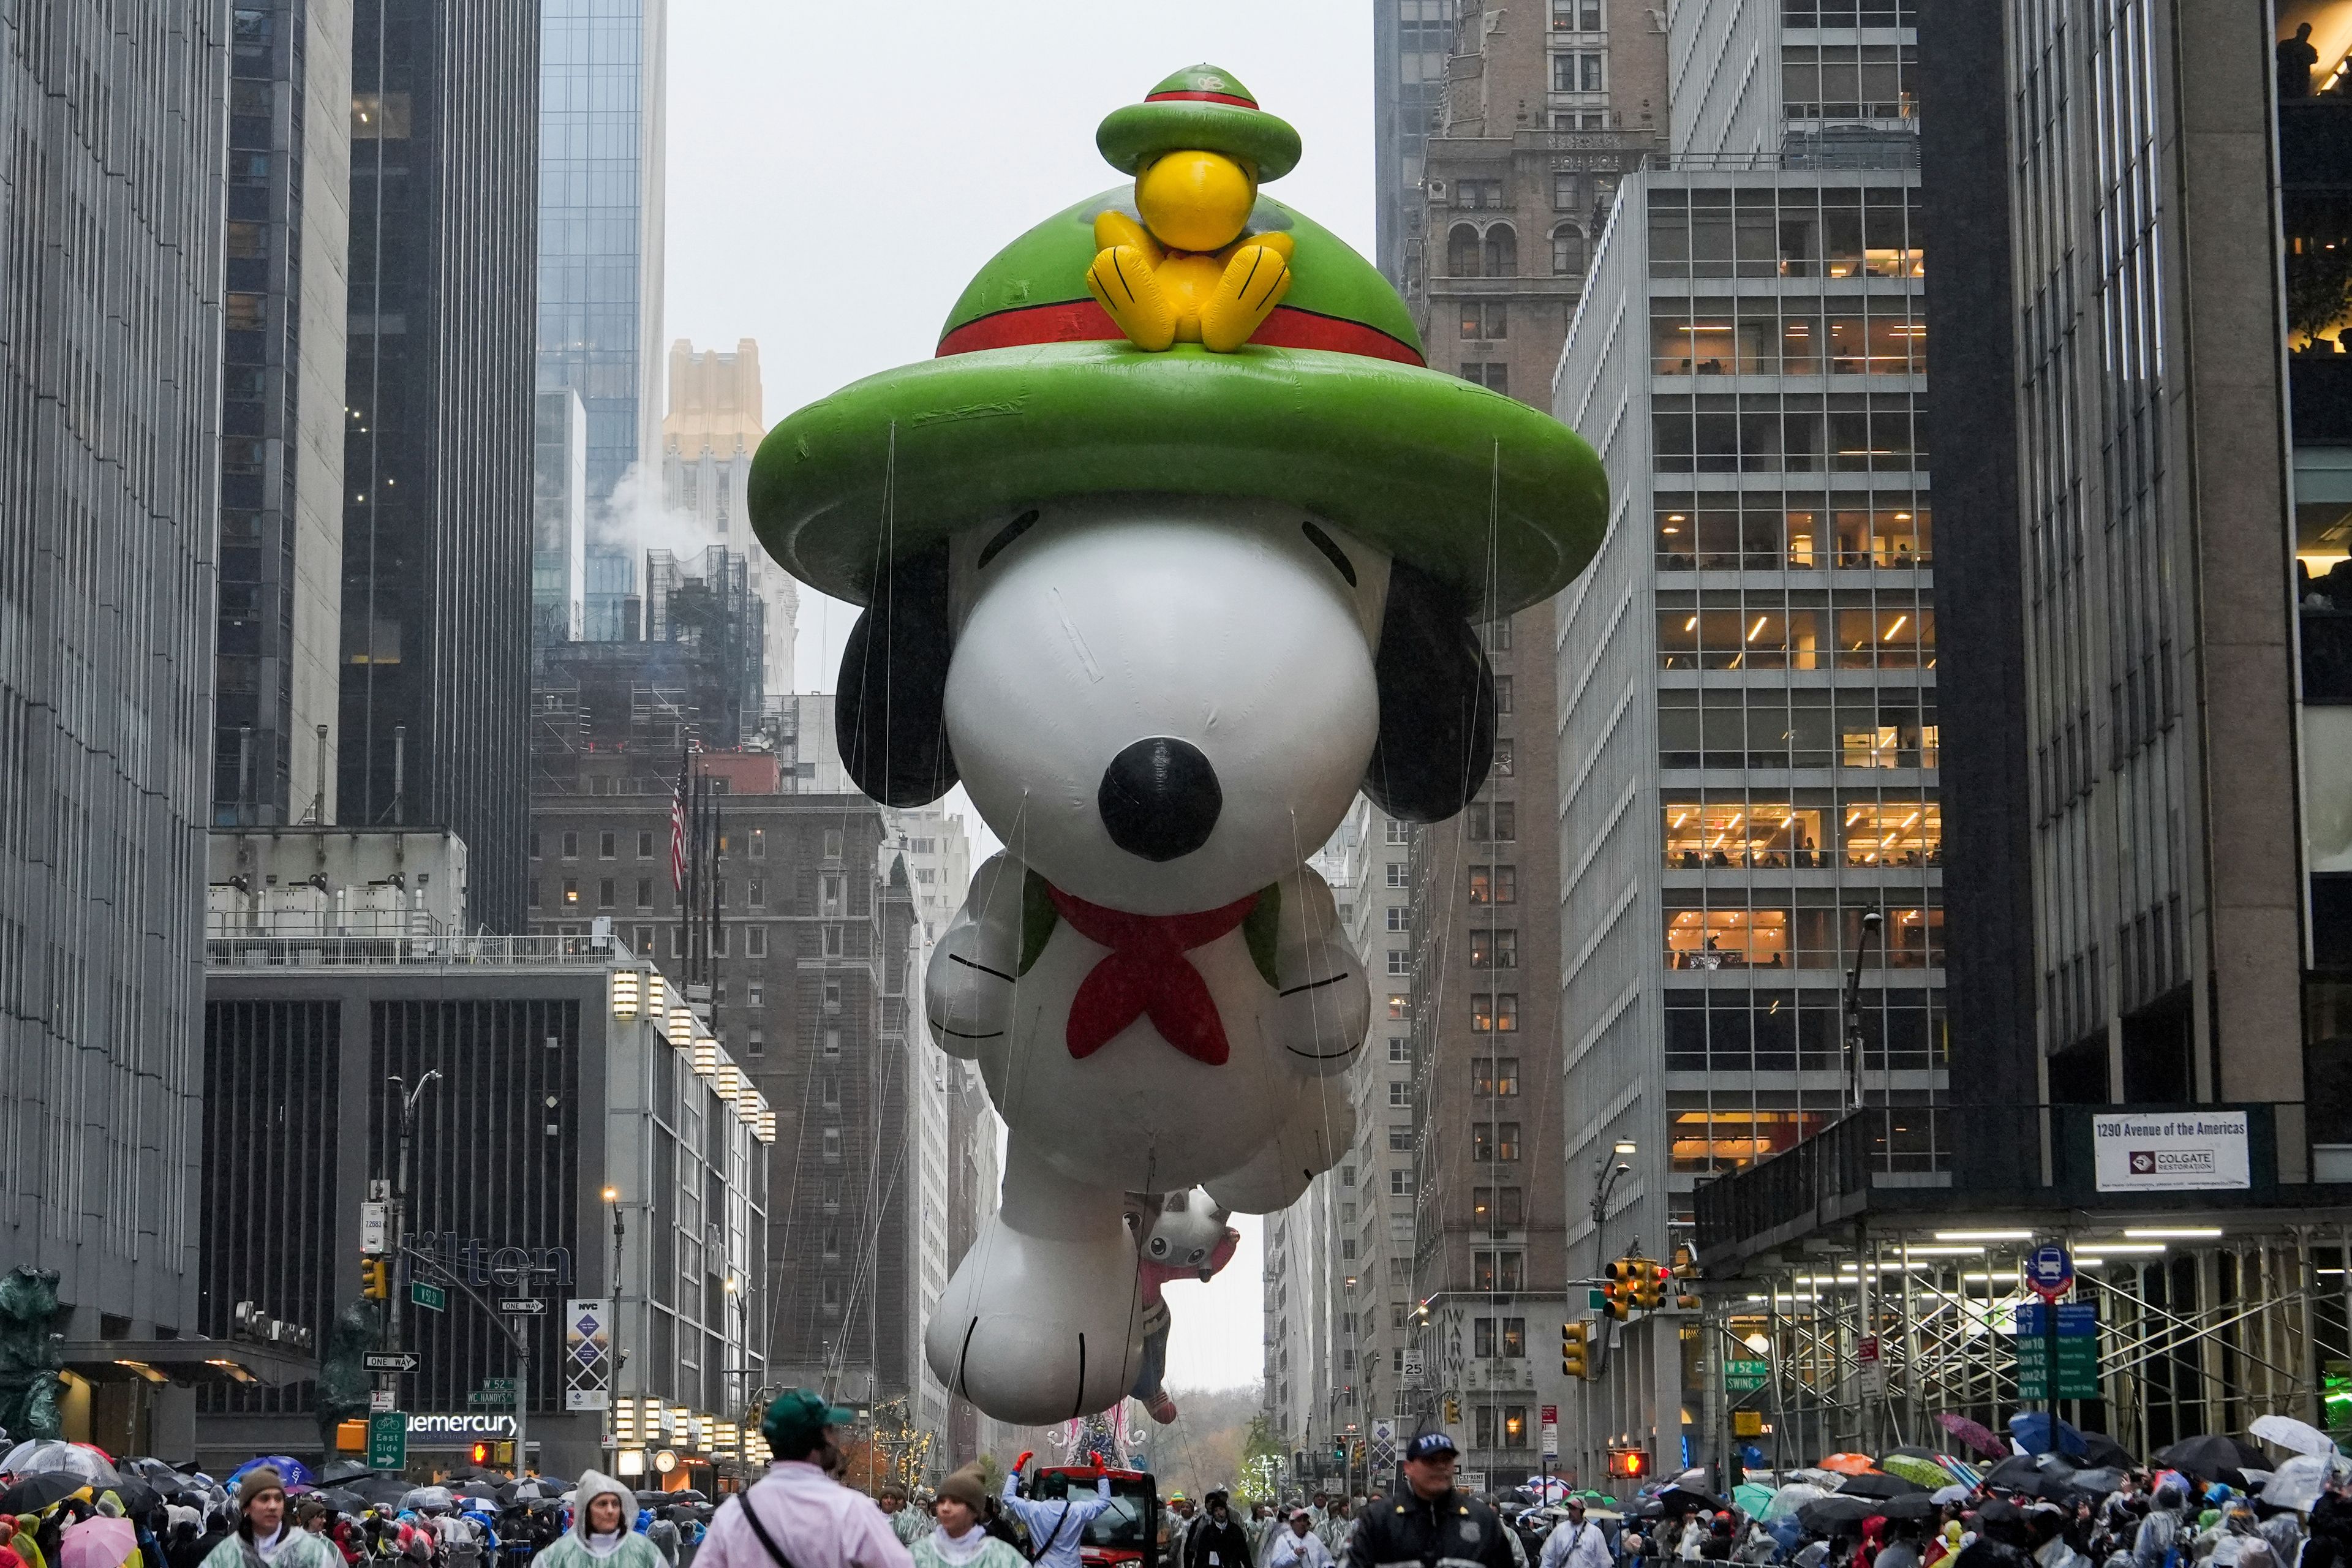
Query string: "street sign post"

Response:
xmin=2015 ymin=1303 xmax=2100 ymax=1399
xmin=366 ymin=1411 xmax=407 ymax=1470
xmin=1540 ymin=1403 xmax=1559 ymax=1459
xmin=1725 ymin=1359 xmax=1770 ymax=1392
xmin=469 ymin=1378 xmax=517 ymax=1407
xmin=410 ymin=1281 xmax=447 ymax=1313
xmin=1856 ymin=1335 xmax=1885 ymax=1399
xmin=497 ymin=1297 xmax=548 ymax=1316
xmin=361 ymin=1351 xmax=420 ymax=1373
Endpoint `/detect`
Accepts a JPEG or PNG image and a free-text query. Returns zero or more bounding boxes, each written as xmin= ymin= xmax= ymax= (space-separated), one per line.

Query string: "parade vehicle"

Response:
xmin=1028 ymin=1461 xmax=1161 ymax=1568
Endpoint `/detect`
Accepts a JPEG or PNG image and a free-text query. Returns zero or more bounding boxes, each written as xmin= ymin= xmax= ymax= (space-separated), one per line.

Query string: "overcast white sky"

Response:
xmin=664 ymin=3 xmax=1379 ymax=1392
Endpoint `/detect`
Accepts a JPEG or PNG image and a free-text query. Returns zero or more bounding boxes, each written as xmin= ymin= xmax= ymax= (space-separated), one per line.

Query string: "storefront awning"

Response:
xmin=57 ymin=1338 xmax=317 ymax=1389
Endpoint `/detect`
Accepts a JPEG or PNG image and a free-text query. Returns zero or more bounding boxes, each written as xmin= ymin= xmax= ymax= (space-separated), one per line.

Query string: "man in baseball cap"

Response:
xmin=693 ymin=1390 xmax=911 ymax=1568
xmin=1342 ymin=1431 xmax=1512 ymax=1568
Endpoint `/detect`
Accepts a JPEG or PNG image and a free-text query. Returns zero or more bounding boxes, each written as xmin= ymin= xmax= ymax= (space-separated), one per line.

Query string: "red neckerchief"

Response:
xmin=1047 ymin=884 xmax=1259 ymax=1065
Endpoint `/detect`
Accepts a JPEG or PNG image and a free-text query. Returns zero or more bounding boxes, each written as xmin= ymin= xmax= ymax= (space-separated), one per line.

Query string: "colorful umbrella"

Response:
xmin=1880 ymin=1457 xmax=1949 ymax=1489
xmin=1734 ymin=1483 xmax=1776 ymax=1516
xmin=1819 ymin=1453 xmax=1879 ymax=1476
xmin=1934 ymin=1455 xmax=1983 ymax=1488
xmin=1936 ymin=1413 xmax=2008 ymax=1460
xmin=224 ymin=1456 xmax=314 ymax=1491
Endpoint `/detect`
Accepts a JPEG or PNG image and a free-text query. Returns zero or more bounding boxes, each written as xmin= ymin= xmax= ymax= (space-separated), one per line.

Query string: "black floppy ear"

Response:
xmin=835 ymin=543 xmax=957 ymax=807
xmin=1360 ymin=560 xmax=1495 ymax=823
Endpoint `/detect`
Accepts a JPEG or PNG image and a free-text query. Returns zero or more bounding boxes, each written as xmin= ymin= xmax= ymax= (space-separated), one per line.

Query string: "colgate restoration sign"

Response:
xmin=2092 ymin=1110 xmax=2250 ymax=1191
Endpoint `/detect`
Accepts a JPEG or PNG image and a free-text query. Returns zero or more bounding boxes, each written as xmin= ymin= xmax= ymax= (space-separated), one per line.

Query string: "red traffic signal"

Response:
xmin=1608 ymin=1447 xmax=1651 ymax=1480
xmin=470 ymin=1441 xmax=491 ymax=1465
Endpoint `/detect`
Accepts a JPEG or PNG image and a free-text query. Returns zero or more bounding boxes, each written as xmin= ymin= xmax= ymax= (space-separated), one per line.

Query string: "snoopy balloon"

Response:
xmin=748 ymin=64 xmax=1607 ymax=1425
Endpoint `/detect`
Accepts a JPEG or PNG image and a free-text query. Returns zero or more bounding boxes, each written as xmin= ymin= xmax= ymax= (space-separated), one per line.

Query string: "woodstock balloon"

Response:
xmin=747 ymin=64 xmax=1607 ymax=1425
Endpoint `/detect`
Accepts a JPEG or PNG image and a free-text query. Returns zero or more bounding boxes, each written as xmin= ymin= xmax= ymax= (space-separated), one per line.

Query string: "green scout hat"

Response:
xmin=747 ymin=84 xmax=1607 ymax=619
xmin=1095 ymin=64 xmax=1303 ymax=181
xmin=761 ymin=1387 xmax=855 ymax=1459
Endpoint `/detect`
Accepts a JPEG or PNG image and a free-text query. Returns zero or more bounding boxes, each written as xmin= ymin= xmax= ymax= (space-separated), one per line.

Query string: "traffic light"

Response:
xmin=1673 ymin=1259 xmax=1700 ymax=1311
xmin=1632 ymin=1259 xmax=1667 ymax=1311
xmin=1333 ymin=1438 xmax=1347 ymax=1464
xmin=1603 ymin=1257 xmax=1635 ymax=1320
xmin=1607 ymin=1447 xmax=1651 ymax=1480
xmin=1561 ymin=1320 xmax=1591 ymax=1379
xmin=470 ymin=1442 xmax=491 ymax=1466
xmin=1444 ymin=1394 xmax=1461 ymax=1425
xmin=362 ymin=1259 xmax=390 ymax=1300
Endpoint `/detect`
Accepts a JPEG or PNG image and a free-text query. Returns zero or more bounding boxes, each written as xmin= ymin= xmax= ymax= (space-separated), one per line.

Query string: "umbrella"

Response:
xmin=2154 ymin=1434 xmax=2266 ymax=1479
xmin=1522 ymin=1477 xmax=1576 ymax=1502
xmin=1660 ymin=1487 xmax=1727 ymax=1514
xmin=4 ymin=1442 xmax=123 ymax=1489
xmin=2251 ymin=1415 xmax=2340 ymax=1459
xmin=225 ymin=1457 xmax=312 ymax=1491
xmin=1837 ymin=1472 xmax=1926 ymax=1501
xmin=1796 ymin=1496 xmax=1878 ymax=1534
xmin=635 ymin=1491 xmax=671 ymax=1504
xmin=1765 ymin=1484 xmax=1830 ymax=1521
xmin=347 ymin=1476 xmax=412 ymax=1508
xmin=1936 ymin=1455 xmax=1983 ymax=1489
xmin=399 ymin=1485 xmax=455 ymax=1512
xmin=59 ymin=1515 xmax=135 ymax=1568
xmin=1880 ymin=1457 xmax=1949 ymax=1490
xmin=666 ymin=1490 xmax=709 ymax=1504
xmin=2262 ymin=1453 xmax=2351 ymax=1513
xmin=313 ymin=1488 xmax=369 ymax=1513
xmin=315 ymin=1461 xmax=377 ymax=1485
xmin=1787 ymin=1468 xmax=1847 ymax=1489
xmin=0 ymin=1473 xmax=89 ymax=1513
xmin=107 ymin=1480 xmax=162 ymax=1517
xmin=2061 ymin=1468 xmax=2127 ymax=1499
xmin=451 ymin=1484 xmax=500 ymax=1502
xmin=119 ymin=1459 xmax=184 ymax=1483
xmin=2008 ymin=1412 xmax=2086 ymax=1458
xmin=1819 ymin=1453 xmax=1878 ymax=1476
xmin=1937 ymin=1413 xmax=2008 ymax=1461
xmin=1982 ymin=1455 xmax=2058 ymax=1496
xmin=1877 ymin=1494 xmax=1940 ymax=1521
xmin=1931 ymin=1485 xmax=1970 ymax=1506
xmin=1733 ymin=1482 xmax=1776 ymax=1516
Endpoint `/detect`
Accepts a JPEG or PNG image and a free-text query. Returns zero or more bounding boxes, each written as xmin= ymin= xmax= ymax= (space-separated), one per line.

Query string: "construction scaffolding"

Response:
xmin=1697 ymin=1224 xmax=2352 ymax=1472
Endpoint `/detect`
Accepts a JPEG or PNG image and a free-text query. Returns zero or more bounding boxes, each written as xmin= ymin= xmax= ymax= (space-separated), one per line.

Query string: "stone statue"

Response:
xmin=0 ymin=1267 xmax=64 ymax=1440
xmin=314 ymin=1300 xmax=383 ymax=1453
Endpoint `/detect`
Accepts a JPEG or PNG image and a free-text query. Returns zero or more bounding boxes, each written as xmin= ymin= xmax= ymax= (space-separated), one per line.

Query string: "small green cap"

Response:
xmin=1096 ymin=63 xmax=1302 ymax=181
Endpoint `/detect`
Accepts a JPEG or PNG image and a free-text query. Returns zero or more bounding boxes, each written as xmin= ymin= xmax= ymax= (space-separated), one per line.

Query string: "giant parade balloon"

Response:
xmin=747 ymin=63 xmax=1607 ymax=1425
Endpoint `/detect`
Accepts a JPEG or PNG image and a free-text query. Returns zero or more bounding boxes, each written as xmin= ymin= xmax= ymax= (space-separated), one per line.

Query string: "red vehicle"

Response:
xmin=1027 ymin=1463 xmax=1161 ymax=1568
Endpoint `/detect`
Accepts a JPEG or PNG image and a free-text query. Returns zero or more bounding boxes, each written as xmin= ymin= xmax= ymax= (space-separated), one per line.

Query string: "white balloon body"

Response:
xmin=919 ymin=496 xmax=1377 ymax=1425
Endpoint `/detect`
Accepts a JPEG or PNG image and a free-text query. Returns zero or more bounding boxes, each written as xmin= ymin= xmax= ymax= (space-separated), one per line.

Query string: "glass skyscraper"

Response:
xmin=536 ymin=0 xmax=666 ymax=551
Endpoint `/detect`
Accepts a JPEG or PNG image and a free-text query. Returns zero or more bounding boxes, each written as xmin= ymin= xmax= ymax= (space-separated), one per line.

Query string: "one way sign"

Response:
xmin=362 ymin=1351 xmax=420 ymax=1373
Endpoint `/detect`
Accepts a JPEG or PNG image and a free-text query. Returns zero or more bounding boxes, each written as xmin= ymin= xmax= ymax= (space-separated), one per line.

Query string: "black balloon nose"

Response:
xmin=1099 ymin=737 xmax=1222 ymax=862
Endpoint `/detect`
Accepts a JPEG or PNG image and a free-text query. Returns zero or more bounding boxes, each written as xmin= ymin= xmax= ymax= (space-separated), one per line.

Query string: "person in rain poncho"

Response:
xmin=2197 ymin=1506 xmax=2263 ymax=1568
xmin=198 ymin=1469 xmax=339 ymax=1568
xmin=1264 ymin=1513 xmax=1333 ymax=1568
xmin=878 ymin=1490 xmax=929 ymax=1551
xmin=2137 ymin=1489 xmax=2193 ymax=1568
xmin=525 ymin=1474 xmax=660 ymax=1568
xmin=1539 ymin=1498 xmax=1611 ymax=1568
xmin=907 ymin=1468 xmax=1023 ymax=1568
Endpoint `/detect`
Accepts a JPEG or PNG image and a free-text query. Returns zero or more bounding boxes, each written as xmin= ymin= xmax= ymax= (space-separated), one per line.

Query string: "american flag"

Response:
xmin=669 ymin=750 xmax=690 ymax=891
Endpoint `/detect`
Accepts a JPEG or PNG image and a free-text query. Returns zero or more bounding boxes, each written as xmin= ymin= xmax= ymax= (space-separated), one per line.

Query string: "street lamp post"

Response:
xmin=383 ymin=1071 xmax=443 ymax=1367
xmin=604 ymin=1185 xmax=624 ymax=1471
xmin=1842 ymin=911 xmax=1885 ymax=1113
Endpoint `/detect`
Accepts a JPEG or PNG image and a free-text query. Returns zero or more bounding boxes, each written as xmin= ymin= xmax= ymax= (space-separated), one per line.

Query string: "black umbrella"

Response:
xmin=2074 ymin=1433 xmax=2132 ymax=1470
xmin=1878 ymin=1495 xmax=1940 ymax=1521
xmin=316 ymin=1461 xmax=377 ymax=1485
xmin=0 ymin=1474 xmax=86 ymax=1513
xmin=2059 ymin=1468 xmax=2127 ymax=1499
xmin=109 ymin=1479 xmax=164 ymax=1516
xmin=348 ymin=1476 xmax=415 ymax=1508
xmin=453 ymin=1483 xmax=501 ymax=1502
xmin=2153 ymin=1435 xmax=2265 ymax=1480
xmin=1660 ymin=1487 xmax=1726 ymax=1514
xmin=635 ymin=1491 xmax=670 ymax=1504
xmin=1837 ymin=1473 xmax=1928 ymax=1501
xmin=1980 ymin=1456 xmax=2043 ymax=1492
xmin=1797 ymin=1496 xmax=1878 ymax=1534
xmin=315 ymin=1488 xmax=369 ymax=1512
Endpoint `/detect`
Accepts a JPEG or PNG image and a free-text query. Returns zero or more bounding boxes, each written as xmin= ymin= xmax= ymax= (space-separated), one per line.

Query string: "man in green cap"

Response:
xmin=695 ymin=1390 xmax=912 ymax=1568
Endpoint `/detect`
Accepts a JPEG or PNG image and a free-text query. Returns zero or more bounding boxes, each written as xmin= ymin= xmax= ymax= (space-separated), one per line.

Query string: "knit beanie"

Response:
xmin=238 ymin=1471 xmax=285 ymax=1513
xmin=937 ymin=1466 xmax=989 ymax=1513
